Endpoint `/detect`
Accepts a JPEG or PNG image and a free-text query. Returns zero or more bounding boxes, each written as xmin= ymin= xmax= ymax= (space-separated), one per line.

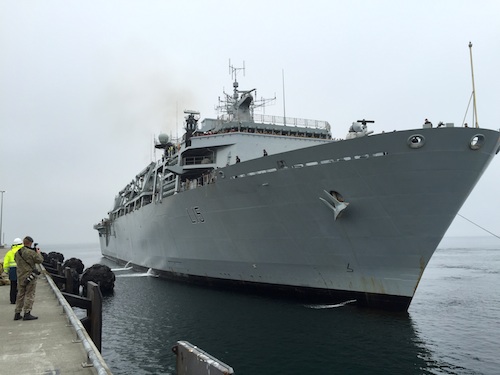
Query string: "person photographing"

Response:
xmin=14 ymin=236 xmax=44 ymax=321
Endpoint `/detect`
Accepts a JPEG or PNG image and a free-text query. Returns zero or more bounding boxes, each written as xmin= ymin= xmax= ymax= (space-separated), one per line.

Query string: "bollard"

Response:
xmin=64 ymin=267 xmax=74 ymax=294
xmin=87 ymin=281 xmax=103 ymax=352
xmin=61 ymin=281 xmax=103 ymax=352
xmin=172 ymin=341 xmax=234 ymax=375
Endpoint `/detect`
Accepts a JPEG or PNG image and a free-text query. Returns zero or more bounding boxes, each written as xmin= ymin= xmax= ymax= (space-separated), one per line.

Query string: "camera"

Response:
xmin=25 ymin=269 xmax=41 ymax=285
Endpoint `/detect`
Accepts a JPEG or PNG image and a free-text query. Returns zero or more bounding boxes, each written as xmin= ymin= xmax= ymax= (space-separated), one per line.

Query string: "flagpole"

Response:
xmin=469 ymin=42 xmax=479 ymax=128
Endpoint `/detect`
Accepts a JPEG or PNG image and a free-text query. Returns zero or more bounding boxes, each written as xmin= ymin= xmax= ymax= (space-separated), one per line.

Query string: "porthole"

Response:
xmin=408 ymin=134 xmax=425 ymax=149
xmin=469 ymin=134 xmax=485 ymax=150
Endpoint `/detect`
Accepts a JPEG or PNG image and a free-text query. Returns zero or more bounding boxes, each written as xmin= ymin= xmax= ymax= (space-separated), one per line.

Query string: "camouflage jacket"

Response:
xmin=15 ymin=246 xmax=44 ymax=281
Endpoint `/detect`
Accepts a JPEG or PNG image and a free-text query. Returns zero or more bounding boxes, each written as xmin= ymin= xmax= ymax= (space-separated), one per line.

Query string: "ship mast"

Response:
xmin=468 ymin=41 xmax=479 ymax=128
xmin=217 ymin=60 xmax=276 ymax=124
xmin=229 ymin=59 xmax=245 ymax=100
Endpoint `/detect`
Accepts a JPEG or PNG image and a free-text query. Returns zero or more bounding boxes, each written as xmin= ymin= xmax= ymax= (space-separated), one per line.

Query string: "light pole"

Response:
xmin=0 ymin=190 xmax=5 ymax=247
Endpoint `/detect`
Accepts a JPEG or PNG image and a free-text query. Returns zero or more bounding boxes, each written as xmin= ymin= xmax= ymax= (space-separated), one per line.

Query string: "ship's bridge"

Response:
xmin=199 ymin=115 xmax=331 ymax=139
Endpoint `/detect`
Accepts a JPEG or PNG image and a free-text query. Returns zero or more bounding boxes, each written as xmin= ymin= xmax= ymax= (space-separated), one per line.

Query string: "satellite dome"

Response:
xmin=158 ymin=133 xmax=169 ymax=145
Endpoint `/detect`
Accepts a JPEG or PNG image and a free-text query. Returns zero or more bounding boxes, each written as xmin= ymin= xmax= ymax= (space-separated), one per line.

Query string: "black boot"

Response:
xmin=23 ymin=312 xmax=38 ymax=321
xmin=14 ymin=313 xmax=22 ymax=321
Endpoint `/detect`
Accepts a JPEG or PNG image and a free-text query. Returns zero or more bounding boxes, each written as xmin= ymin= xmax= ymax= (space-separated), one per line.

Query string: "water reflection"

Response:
xmin=47 ymin=239 xmax=500 ymax=375
xmin=101 ymin=270 xmax=435 ymax=375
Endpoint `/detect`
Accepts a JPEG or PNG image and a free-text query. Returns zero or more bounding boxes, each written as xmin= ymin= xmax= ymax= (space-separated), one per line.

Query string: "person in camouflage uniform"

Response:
xmin=14 ymin=236 xmax=44 ymax=321
xmin=0 ymin=263 xmax=10 ymax=286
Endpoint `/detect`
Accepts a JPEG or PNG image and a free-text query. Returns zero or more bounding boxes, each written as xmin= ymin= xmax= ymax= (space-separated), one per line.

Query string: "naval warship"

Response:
xmin=95 ymin=65 xmax=500 ymax=311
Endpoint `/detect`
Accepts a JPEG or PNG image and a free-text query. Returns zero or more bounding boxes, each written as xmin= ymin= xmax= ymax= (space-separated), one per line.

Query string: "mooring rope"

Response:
xmin=457 ymin=213 xmax=500 ymax=240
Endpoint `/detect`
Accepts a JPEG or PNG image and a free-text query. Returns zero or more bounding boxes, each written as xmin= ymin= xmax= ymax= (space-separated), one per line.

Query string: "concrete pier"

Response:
xmin=0 ymin=248 xmax=112 ymax=374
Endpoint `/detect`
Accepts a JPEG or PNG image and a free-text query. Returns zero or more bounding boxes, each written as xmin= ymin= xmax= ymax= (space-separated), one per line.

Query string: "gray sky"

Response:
xmin=1 ymin=0 xmax=499 ymax=245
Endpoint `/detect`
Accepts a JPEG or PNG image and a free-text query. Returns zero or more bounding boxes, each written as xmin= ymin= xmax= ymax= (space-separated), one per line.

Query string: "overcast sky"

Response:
xmin=1 ymin=0 xmax=499 ymax=246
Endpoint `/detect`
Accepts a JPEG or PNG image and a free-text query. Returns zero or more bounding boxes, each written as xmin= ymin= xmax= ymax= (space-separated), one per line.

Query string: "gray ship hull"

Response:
xmin=97 ymin=127 xmax=500 ymax=310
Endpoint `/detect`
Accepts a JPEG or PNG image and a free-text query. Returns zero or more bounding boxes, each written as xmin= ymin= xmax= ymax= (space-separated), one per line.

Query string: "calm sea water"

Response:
xmin=47 ymin=236 xmax=500 ymax=375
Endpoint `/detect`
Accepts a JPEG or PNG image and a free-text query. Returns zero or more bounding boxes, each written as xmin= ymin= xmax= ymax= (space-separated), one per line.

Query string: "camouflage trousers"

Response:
xmin=15 ymin=278 xmax=37 ymax=314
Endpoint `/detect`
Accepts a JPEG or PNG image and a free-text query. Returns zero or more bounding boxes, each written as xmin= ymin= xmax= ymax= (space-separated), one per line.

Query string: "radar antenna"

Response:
xmin=253 ymin=92 xmax=276 ymax=113
xmin=216 ymin=60 xmax=276 ymax=122
xmin=229 ymin=59 xmax=245 ymax=83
